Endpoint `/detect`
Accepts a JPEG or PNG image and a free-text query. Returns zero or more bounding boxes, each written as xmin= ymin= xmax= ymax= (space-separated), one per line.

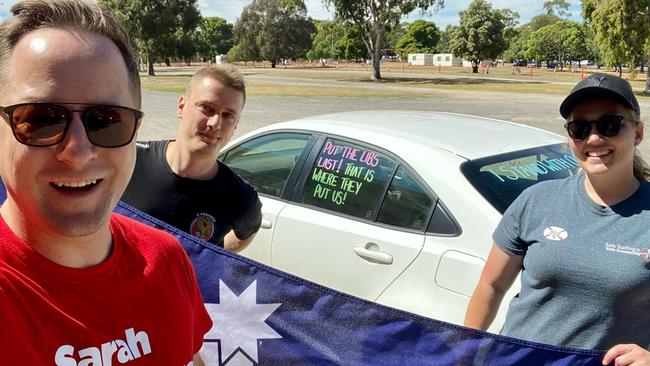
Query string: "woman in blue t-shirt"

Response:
xmin=464 ymin=73 xmax=650 ymax=366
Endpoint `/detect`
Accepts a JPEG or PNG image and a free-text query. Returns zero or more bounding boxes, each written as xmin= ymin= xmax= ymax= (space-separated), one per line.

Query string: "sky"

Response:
xmin=0 ymin=0 xmax=583 ymax=27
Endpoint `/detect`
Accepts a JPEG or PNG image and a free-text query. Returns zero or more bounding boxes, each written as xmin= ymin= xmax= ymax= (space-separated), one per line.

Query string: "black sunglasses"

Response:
xmin=564 ymin=115 xmax=625 ymax=140
xmin=0 ymin=102 xmax=143 ymax=148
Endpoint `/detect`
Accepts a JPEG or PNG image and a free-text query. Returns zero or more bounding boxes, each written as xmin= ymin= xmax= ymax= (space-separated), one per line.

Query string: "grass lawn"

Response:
xmin=140 ymin=63 xmax=649 ymax=99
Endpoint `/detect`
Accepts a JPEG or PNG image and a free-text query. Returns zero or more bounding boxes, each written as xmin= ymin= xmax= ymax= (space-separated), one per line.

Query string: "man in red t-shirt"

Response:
xmin=0 ymin=1 xmax=211 ymax=365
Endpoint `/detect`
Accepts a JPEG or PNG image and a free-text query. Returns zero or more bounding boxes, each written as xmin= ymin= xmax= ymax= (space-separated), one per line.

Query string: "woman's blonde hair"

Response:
xmin=629 ymin=110 xmax=650 ymax=182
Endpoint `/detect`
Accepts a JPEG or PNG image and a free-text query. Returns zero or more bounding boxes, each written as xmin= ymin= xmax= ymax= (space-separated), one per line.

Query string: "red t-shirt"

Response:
xmin=0 ymin=213 xmax=212 ymax=365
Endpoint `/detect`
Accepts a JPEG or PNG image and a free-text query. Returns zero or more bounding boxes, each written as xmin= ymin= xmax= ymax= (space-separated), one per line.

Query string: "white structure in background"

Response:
xmin=215 ymin=54 xmax=228 ymax=64
xmin=462 ymin=59 xmax=493 ymax=67
xmin=433 ymin=53 xmax=462 ymax=66
xmin=407 ymin=53 xmax=434 ymax=66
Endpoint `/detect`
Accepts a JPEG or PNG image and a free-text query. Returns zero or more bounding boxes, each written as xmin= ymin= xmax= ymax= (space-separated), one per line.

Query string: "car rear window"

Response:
xmin=461 ymin=143 xmax=579 ymax=214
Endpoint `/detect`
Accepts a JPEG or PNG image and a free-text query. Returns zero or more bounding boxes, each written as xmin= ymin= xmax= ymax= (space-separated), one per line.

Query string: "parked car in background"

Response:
xmin=513 ymin=60 xmax=527 ymax=66
xmin=220 ymin=111 xmax=578 ymax=332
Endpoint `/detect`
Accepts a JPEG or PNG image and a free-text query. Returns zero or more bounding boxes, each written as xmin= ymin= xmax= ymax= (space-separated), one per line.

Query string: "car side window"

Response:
xmin=222 ymin=133 xmax=311 ymax=197
xmin=377 ymin=166 xmax=434 ymax=231
xmin=301 ymin=138 xmax=396 ymax=220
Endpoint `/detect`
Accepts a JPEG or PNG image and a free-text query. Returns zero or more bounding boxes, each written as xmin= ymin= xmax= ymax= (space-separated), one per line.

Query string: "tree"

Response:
xmin=384 ymin=22 xmax=409 ymax=56
xmin=525 ymin=20 xmax=589 ymax=69
xmin=527 ymin=13 xmax=562 ymax=31
xmin=584 ymin=0 xmax=650 ymax=91
xmin=543 ymin=0 xmax=571 ymax=18
xmin=497 ymin=8 xmax=519 ymax=64
xmin=395 ymin=20 xmax=440 ymax=59
xmin=99 ymin=0 xmax=201 ymax=76
xmin=197 ymin=17 xmax=234 ymax=62
xmin=525 ymin=23 xmax=561 ymax=66
xmin=449 ymin=0 xmax=507 ymax=73
xmin=307 ymin=20 xmax=344 ymax=64
xmin=561 ymin=23 xmax=592 ymax=67
xmin=334 ymin=25 xmax=367 ymax=61
xmin=436 ymin=25 xmax=454 ymax=53
xmin=502 ymin=13 xmax=562 ymax=63
xmin=324 ymin=0 xmax=444 ymax=80
xmin=172 ymin=2 xmax=203 ymax=65
xmin=233 ymin=0 xmax=315 ymax=68
xmin=172 ymin=28 xmax=198 ymax=66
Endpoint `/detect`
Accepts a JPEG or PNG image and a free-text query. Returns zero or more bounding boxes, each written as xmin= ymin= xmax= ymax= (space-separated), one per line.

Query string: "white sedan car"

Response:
xmin=220 ymin=110 xmax=577 ymax=331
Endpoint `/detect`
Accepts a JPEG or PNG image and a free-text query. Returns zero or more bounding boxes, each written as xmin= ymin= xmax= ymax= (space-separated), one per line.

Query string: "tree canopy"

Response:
xmin=233 ymin=0 xmax=315 ymax=68
xmin=583 ymin=0 xmax=650 ymax=85
xmin=449 ymin=0 xmax=507 ymax=73
xmin=395 ymin=20 xmax=440 ymax=59
xmin=543 ymin=0 xmax=571 ymax=18
xmin=324 ymin=0 xmax=444 ymax=80
xmin=197 ymin=17 xmax=234 ymax=62
xmin=99 ymin=0 xmax=201 ymax=75
xmin=525 ymin=20 xmax=590 ymax=68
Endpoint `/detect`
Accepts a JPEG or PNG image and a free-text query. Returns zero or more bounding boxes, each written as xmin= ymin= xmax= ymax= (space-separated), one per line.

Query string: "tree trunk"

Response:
xmin=271 ymin=61 xmax=276 ymax=68
xmin=165 ymin=58 xmax=171 ymax=67
xmin=645 ymin=66 xmax=650 ymax=94
xmin=472 ymin=61 xmax=478 ymax=73
xmin=372 ymin=54 xmax=381 ymax=80
xmin=147 ymin=59 xmax=155 ymax=76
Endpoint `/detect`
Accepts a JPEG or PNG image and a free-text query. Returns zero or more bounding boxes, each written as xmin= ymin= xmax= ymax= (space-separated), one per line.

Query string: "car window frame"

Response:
xmin=219 ymin=130 xmax=319 ymax=201
xmin=289 ymin=133 xmax=451 ymax=235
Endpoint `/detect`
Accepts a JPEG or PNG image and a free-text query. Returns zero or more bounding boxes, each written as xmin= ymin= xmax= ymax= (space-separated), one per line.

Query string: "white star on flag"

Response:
xmin=200 ymin=280 xmax=282 ymax=365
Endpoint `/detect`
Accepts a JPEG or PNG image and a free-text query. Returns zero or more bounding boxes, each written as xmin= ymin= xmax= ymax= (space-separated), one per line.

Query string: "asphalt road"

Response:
xmin=139 ymin=84 xmax=650 ymax=158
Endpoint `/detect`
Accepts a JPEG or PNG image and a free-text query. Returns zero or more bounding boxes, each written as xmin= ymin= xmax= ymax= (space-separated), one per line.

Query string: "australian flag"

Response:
xmin=114 ymin=202 xmax=605 ymax=366
xmin=0 ymin=182 xmax=604 ymax=366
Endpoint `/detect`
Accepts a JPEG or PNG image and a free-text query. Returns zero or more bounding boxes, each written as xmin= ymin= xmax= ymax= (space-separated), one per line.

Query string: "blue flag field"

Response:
xmin=0 ymin=183 xmax=606 ymax=365
xmin=114 ymin=202 xmax=605 ymax=366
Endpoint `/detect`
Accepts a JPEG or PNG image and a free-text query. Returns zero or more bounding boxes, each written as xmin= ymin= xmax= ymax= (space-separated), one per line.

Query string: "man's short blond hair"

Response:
xmin=188 ymin=64 xmax=246 ymax=106
xmin=0 ymin=0 xmax=141 ymax=108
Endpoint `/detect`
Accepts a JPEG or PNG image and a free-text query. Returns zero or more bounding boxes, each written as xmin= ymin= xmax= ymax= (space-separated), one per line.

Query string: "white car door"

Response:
xmin=271 ymin=138 xmax=433 ymax=302
xmin=221 ymin=132 xmax=314 ymax=264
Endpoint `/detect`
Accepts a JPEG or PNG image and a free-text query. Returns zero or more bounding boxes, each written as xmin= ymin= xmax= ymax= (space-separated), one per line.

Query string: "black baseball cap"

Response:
xmin=559 ymin=73 xmax=640 ymax=119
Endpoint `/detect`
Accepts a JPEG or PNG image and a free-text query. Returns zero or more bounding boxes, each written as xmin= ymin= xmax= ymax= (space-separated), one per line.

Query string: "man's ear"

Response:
xmin=177 ymin=95 xmax=186 ymax=119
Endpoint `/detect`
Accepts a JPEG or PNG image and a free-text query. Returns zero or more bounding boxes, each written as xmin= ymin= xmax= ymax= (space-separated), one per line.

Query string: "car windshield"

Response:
xmin=461 ymin=143 xmax=579 ymax=214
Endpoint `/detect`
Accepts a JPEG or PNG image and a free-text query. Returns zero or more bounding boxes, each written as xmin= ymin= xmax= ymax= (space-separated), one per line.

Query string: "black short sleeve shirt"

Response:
xmin=121 ymin=140 xmax=262 ymax=247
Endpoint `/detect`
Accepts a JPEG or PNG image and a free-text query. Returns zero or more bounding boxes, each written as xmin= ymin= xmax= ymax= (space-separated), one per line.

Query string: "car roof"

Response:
xmin=253 ymin=110 xmax=565 ymax=160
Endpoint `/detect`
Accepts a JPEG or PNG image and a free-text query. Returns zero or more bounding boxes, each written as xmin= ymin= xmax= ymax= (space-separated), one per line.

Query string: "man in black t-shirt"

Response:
xmin=121 ymin=65 xmax=262 ymax=252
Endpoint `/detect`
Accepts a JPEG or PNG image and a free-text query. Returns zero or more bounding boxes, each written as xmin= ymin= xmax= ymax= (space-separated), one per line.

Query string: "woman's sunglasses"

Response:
xmin=564 ymin=114 xmax=625 ymax=140
xmin=0 ymin=102 xmax=143 ymax=148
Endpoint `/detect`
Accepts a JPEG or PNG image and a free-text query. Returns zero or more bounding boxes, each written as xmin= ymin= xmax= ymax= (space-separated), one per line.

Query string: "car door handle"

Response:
xmin=260 ymin=218 xmax=272 ymax=229
xmin=353 ymin=246 xmax=393 ymax=265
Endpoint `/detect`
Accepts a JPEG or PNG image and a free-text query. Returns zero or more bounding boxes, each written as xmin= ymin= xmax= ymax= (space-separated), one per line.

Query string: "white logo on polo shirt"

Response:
xmin=543 ymin=226 xmax=568 ymax=241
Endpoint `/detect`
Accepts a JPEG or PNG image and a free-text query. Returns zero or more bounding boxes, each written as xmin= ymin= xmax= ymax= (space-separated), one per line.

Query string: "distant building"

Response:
xmin=462 ymin=59 xmax=493 ymax=68
xmin=215 ymin=54 xmax=228 ymax=64
xmin=407 ymin=53 xmax=434 ymax=66
xmin=433 ymin=53 xmax=462 ymax=67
